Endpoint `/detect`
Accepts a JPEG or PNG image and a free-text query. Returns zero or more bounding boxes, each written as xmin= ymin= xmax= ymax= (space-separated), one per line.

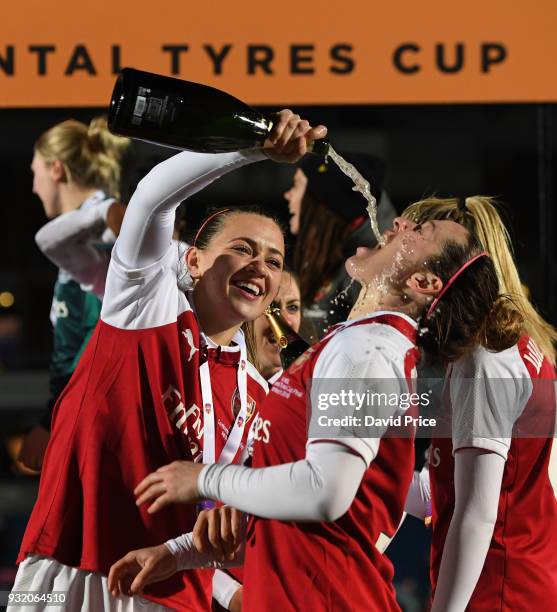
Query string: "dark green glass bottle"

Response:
xmin=108 ymin=68 xmax=329 ymax=155
xmin=264 ymin=303 xmax=311 ymax=370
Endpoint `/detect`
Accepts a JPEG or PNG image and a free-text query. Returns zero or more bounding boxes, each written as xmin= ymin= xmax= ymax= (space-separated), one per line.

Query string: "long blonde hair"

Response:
xmin=403 ymin=196 xmax=557 ymax=364
xmin=34 ymin=116 xmax=130 ymax=198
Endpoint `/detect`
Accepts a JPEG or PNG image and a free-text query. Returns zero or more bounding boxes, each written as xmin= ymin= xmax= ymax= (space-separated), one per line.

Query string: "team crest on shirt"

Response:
xmin=288 ymin=346 xmax=316 ymax=374
xmin=231 ymin=389 xmax=256 ymax=422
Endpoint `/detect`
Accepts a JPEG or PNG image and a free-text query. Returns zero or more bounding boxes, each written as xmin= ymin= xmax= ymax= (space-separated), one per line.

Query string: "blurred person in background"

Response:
xmin=285 ymin=151 xmax=396 ymax=338
xmin=253 ymin=268 xmax=302 ymax=383
xmin=18 ymin=117 xmax=130 ymax=471
xmin=403 ymin=196 xmax=557 ymax=611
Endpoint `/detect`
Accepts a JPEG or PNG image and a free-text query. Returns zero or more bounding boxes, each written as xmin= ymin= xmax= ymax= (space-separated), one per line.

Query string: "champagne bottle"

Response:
xmin=264 ymin=303 xmax=311 ymax=370
xmin=108 ymin=68 xmax=329 ymax=155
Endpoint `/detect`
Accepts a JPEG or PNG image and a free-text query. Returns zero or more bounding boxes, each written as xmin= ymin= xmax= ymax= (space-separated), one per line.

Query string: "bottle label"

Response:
xmin=131 ymin=86 xmax=176 ymax=127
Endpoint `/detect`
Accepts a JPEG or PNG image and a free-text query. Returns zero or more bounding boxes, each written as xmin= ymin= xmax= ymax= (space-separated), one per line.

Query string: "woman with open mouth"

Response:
xmin=11 ymin=110 xmax=327 ymax=611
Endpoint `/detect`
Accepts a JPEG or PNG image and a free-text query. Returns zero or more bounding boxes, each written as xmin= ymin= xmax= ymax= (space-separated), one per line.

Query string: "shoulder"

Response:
xmin=313 ymin=322 xmax=409 ymax=379
xmin=246 ymin=361 xmax=269 ymax=395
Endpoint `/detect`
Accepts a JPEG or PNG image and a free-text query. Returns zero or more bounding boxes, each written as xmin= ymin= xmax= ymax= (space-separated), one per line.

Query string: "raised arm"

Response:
xmin=115 ymin=150 xmax=265 ymax=270
xmin=115 ymin=110 xmax=327 ymax=270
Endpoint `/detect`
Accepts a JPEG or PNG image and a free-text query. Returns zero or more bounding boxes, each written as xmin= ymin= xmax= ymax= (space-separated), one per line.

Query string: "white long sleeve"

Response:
xmin=431 ymin=449 xmax=505 ymax=612
xmin=35 ymin=199 xmax=113 ymax=297
xmin=114 ymin=150 xmax=265 ymax=270
xmin=404 ymin=465 xmax=431 ymax=520
xmin=198 ymin=441 xmax=366 ymax=522
xmin=212 ymin=571 xmax=242 ymax=610
xmin=164 ymin=532 xmax=245 ymax=571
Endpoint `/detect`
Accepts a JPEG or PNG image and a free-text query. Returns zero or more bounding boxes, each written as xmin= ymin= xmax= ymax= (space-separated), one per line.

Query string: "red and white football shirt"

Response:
xmin=429 ymin=336 xmax=557 ymax=610
xmin=243 ymin=312 xmax=420 ymax=612
xmin=19 ymin=245 xmax=268 ymax=611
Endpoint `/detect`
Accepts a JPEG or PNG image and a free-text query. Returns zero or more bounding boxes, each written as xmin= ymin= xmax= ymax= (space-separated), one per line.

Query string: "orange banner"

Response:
xmin=1 ymin=0 xmax=556 ymax=107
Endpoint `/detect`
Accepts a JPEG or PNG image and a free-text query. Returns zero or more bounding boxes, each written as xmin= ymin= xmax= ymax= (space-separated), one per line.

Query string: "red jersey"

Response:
xmin=430 ymin=336 xmax=557 ymax=610
xmin=243 ymin=312 xmax=420 ymax=612
xmin=19 ymin=246 xmax=268 ymax=611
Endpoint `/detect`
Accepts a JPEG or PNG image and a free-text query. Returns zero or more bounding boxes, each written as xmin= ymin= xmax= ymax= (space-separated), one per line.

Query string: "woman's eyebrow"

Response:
xmin=228 ymin=236 xmax=284 ymax=258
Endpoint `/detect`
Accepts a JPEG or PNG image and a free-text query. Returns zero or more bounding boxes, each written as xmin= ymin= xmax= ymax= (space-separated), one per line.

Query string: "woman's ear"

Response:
xmin=406 ymin=272 xmax=443 ymax=297
xmin=185 ymin=246 xmax=201 ymax=279
xmin=49 ymin=159 xmax=67 ymax=183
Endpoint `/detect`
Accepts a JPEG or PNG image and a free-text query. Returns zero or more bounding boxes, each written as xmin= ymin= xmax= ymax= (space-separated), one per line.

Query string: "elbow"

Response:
xmin=35 ymin=228 xmax=54 ymax=254
xmin=314 ymin=489 xmax=354 ymax=522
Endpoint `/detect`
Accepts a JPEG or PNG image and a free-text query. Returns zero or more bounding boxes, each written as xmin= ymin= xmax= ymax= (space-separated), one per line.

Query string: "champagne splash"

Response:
xmin=326 ymin=147 xmax=386 ymax=247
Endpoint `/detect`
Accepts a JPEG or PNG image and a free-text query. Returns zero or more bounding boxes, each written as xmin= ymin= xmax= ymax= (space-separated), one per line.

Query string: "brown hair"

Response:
xmin=420 ymin=231 xmax=523 ymax=362
xmin=34 ymin=116 xmax=130 ymax=198
xmin=293 ymin=193 xmax=353 ymax=305
xmin=192 ymin=206 xmax=286 ymax=369
xmin=404 ymin=196 xmax=556 ymax=364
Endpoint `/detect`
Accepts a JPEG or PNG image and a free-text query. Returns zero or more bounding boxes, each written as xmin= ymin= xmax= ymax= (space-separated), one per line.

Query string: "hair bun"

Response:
xmin=87 ymin=116 xmax=109 ymax=153
xmin=482 ymin=295 xmax=523 ymax=352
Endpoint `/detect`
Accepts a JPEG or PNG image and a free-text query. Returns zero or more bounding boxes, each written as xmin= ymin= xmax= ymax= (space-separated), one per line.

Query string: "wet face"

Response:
xmin=31 ymin=153 xmax=62 ymax=219
xmin=189 ymin=213 xmax=285 ymax=327
xmin=254 ymin=272 xmax=302 ymax=379
xmin=283 ymin=168 xmax=308 ymax=235
xmin=345 ymin=217 xmax=469 ymax=288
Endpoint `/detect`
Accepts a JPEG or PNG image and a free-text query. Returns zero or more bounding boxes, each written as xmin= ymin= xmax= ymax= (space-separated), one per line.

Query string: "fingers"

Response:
xmin=129 ymin=562 xmax=154 ymax=594
xmin=147 ymin=493 xmax=172 ymax=515
xmin=135 ymin=481 xmax=166 ymax=508
xmin=134 ymin=472 xmax=164 ymax=498
xmin=192 ymin=507 xmax=243 ymax=560
xmin=108 ymin=555 xmax=139 ymax=597
xmin=268 ymin=109 xmax=294 ymax=145
xmin=230 ymin=508 xmax=244 ymax=544
xmin=270 ymin=110 xmax=312 ymax=153
xmin=219 ymin=507 xmax=238 ymax=559
xmin=207 ymin=509 xmax=227 ymax=560
xmin=307 ymin=124 xmax=328 ymax=142
xmin=193 ymin=511 xmax=211 ymax=554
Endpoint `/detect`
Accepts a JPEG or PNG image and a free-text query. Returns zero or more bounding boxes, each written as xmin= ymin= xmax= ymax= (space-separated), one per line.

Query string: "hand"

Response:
xmin=193 ymin=506 xmax=244 ymax=561
xmin=18 ymin=425 xmax=50 ymax=471
xmin=263 ymin=109 xmax=327 ymax=164
xmin=107 ymin=544 xmax=177 ymax=597
xmin=135 ymin=460 xmax=205 ymax=514
xmin=229 ymin=586 xmax=243 ymax=612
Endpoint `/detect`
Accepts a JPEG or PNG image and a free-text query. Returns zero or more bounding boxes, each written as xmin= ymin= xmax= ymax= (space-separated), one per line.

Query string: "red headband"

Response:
xmin=426 ymin=251 xmax=489 ymax=319
xmin=193 ymin=208 xmax=231 ymax=247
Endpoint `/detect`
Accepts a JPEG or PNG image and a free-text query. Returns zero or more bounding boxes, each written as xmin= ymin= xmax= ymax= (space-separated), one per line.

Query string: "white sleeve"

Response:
xmin=35 ymin=199 xmax=113 ymax=298
xmin=198 ymin=441 xmax=366 ymax=522
xmin=164 ymin=532 xmax=245 ymax=571
xmin=212 ymin=571 xmax=242 ymax=610
xmin=404 ymin=466 xmax=431 ymax=519
xmin=451 ymin=349 xmax=532 ymax=459
xmin=431 ymin=448 xmax=505 ymax=612
xmin=114 ymin=149 xmax=265 ymax=270
xmin=308 ymin=325 xmax=412 ymax=466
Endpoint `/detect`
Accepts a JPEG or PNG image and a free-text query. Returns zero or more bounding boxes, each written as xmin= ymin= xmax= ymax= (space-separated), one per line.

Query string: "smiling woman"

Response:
xmin=11 ymin=110 xmax=327 ymax=611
